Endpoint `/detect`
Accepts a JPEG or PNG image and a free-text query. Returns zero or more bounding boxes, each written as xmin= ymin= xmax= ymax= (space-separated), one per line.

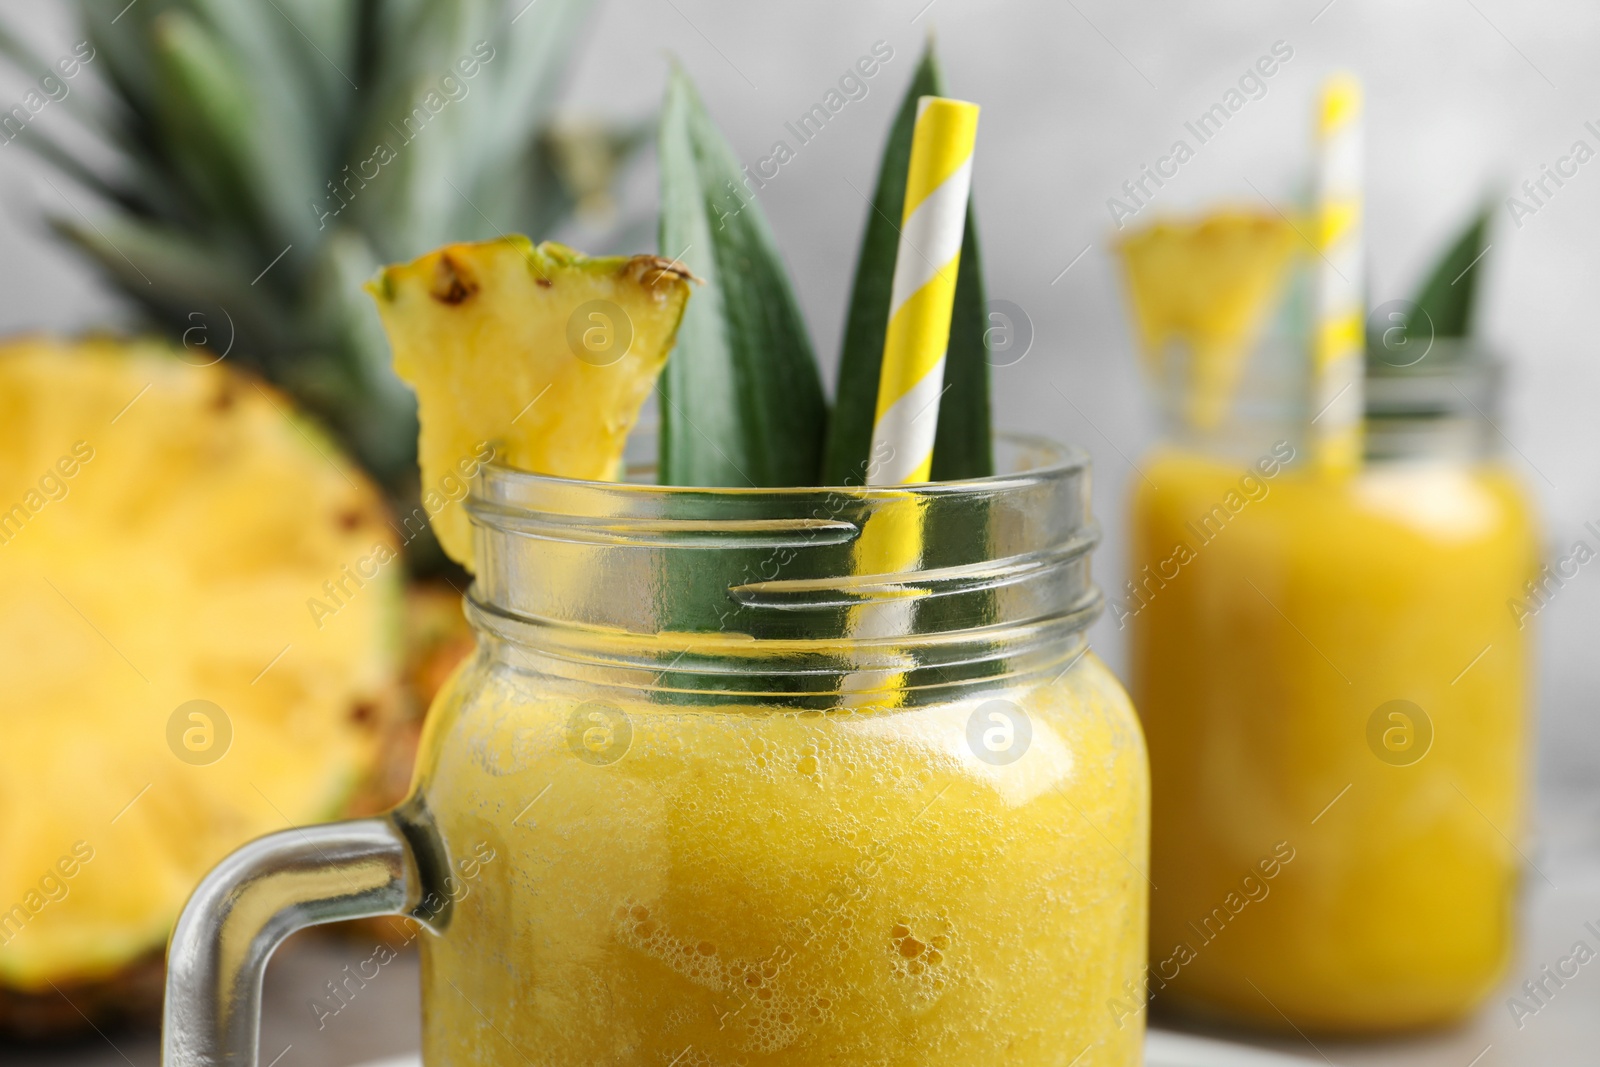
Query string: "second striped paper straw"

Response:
xmin=1310 ymin=73 xmax=1364 ymax=476
xmin=868 ymin=96 xmax=980 ymax=486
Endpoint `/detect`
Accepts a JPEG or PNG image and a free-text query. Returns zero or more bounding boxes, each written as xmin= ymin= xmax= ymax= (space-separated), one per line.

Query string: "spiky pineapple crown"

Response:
xmin=0 ymin=0 xmax=614 ymax=536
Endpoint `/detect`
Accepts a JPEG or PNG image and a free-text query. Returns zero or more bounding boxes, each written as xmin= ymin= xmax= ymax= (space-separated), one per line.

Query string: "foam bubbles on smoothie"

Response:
xmin=612 ymin=897 xmax=841 ymax=1055
xmin=742 ymin=730 xmax=831 ymax=783
xmin=614 ymin=903 xmax=730 ymax=990
xmin=889 ymin=917 xmax=953 ymax=1006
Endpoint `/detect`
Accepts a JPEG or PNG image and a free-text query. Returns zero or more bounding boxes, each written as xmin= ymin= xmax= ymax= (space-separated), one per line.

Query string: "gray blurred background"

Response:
xmin=1 ymin=0 xmax=1597 ymax=1061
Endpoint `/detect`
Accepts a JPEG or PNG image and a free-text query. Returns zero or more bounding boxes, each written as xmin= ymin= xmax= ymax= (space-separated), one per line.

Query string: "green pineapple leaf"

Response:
xmin=656 ymin=65 xmax=828 ymax=487
xmin=821 ymin=40 xmax=992 ymax=486
xmin=1409 ymin=204 xmax=1491 ymax=341
xmin=149 ymin=12 xmax=261 ymax=228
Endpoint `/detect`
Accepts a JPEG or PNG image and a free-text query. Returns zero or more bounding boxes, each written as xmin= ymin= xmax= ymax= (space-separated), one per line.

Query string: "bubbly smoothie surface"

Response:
xmin=412 ymin=652 xmax=1148 ymax=1065
xmin=1130 ymin=449 xmax=1535 ymax=1032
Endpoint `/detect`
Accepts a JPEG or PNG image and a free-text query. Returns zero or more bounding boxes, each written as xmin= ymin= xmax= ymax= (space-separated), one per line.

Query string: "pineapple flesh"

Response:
xmin=369 ymin=238 xmax=692 ymax=569
xmin=0 ymin=339 xmax=399 ymax=1018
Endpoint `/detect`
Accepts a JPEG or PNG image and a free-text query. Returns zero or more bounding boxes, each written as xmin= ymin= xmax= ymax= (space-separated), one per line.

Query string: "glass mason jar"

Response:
xmin=164 ymin=436 xmax=1150 ymax=1067
xmin=1126 ymin=340 xmax=1539 ymax=1033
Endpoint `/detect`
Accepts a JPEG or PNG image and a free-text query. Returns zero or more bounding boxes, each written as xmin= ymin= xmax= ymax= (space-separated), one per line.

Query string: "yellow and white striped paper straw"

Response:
xmin=868 ymin=96 xmax=981 ymax=486
xmin=1311 ymin=73 xmax=1364 ymax=476
xmin=843 ymin=97 xmax=979 ymax=705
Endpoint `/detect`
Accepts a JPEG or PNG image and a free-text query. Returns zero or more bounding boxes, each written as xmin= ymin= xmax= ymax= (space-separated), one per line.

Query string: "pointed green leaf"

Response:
xmin=657 ymin=65 xmax=827 ymax=487
xmin=79 ymin=0 xmax=165 ymax=114
xmin=936 ymin=213 xmax=992 ymax=479
xmin=1410 ymin=205 xmax=1490 ymax=340
xmin=0 ymin=22 xmax=111 ymax=137
xmin=149 ymin=11 xmax=261 ymax=227
xmin=306 ymin=229 xmax=420 ymax=488
xmin=50 ymin=213 xmax=294 ymax=356
xmin=480 ymin=0 xmax=596 ymax=172
xmin=182 ymin=0 xmax=333 ymax=247
xmin=822 ymin=42 xmax=992 ymax=486
xmin=2 ymin=117 xmax=131 ymax=211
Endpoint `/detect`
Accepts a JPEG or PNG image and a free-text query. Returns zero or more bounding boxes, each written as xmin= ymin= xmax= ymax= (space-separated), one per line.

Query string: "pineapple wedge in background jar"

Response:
xmin=0 ymin=339 xmax=401 ymax=1037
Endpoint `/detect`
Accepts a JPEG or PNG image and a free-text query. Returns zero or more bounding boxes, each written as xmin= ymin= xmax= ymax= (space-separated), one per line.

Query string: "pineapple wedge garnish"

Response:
xmin=369 ymin=238 xmax=692 ymax=570
xmin=1117 ymin=213 xmax=1300 ymax=430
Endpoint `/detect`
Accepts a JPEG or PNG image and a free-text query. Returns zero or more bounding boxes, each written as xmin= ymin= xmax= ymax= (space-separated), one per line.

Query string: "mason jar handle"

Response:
xmin=163 ymin=815 xmax=425 ymax=1067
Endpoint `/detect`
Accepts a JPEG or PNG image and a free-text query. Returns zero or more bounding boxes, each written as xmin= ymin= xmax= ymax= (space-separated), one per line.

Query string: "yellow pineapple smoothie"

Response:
xmin=411 ymin=642 xmax=1148 ymax=1066
xmin=1129 ymin=447 xmax=1536 ymax=1031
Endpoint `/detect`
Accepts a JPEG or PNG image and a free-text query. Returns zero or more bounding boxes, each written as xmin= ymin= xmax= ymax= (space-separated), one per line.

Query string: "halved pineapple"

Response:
xmin=1116 ymin=212 xmax=1300 ymax=429
xmin=368 ymin=238 xmax=692 ymax=569
xmin=0 ymin=338 xmax=398 ymax=1029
